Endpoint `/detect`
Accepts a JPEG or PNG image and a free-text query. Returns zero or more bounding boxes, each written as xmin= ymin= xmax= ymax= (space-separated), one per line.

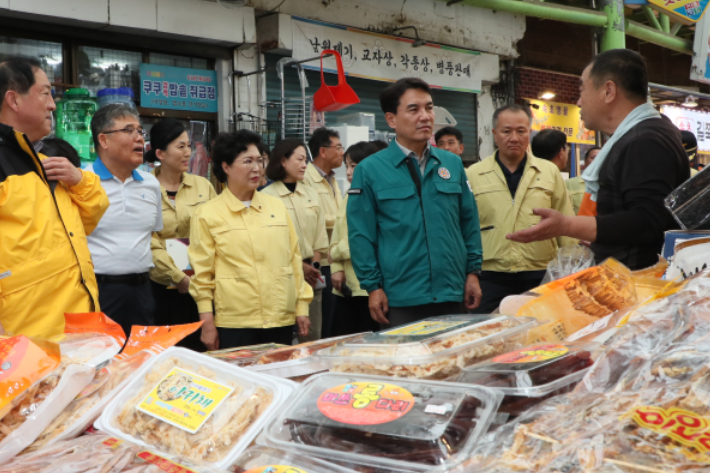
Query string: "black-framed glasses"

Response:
xmin=101 ymin=126 xmax=147 ymax=139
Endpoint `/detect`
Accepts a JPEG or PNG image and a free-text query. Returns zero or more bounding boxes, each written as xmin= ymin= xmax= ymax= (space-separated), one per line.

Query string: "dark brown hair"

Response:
xmin=265 ymin=139 xmax=307 ymax=182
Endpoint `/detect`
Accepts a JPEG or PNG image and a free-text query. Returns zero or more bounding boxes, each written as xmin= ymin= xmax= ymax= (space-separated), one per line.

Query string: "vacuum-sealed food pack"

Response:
xmin=264 ymin=372 xmax=501 ymax=472
xmin=231 ymin=445 xmax=358 ymax=473
xmin=98 ymin=347 xmax=294 ymax=469
xmin=0 ymin=434 xmax=232 ymax=473
xmin=319 ymin=316 xmax=537 ymax=380
xmin=455 ymin=342 xmax=597 ymax=418
xmin=24 ymin=350 xmax=156 ymax=452
xmin=255 ymin=333 xmax=371 ymax=365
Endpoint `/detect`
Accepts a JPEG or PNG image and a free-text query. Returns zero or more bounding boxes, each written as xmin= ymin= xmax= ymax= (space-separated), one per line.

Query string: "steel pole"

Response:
xmin=600 ymin=0 xmax=625 ymax=50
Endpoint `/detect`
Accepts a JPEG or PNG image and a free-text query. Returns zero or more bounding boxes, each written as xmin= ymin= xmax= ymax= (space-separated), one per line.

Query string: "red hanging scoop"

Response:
xmin=313 ymin=49 xmax=360 ymax=112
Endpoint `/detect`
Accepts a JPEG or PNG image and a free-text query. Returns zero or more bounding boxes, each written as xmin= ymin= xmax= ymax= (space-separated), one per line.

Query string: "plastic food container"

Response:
xmin=264 ymin=372 xmax=501 ymax=472
xmin=318 ymin=315 xmax=538 ymax=380
xmin=232 ymin=445 xmax=358 ymax=473
xmin=455 ymin=341 xmax=598 ymax=418
xmin=248 ymin=333 xmax=372 ymax=381
xmin=208 ymin=343 xmax=289 ymax=367
xmin=98 ymin=347 xmax=295 ymax=470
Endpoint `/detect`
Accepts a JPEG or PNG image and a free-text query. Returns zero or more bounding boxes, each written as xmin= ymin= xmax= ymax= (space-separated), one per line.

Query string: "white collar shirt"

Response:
xmin=85 ymin=158 xmax=163 ymax=275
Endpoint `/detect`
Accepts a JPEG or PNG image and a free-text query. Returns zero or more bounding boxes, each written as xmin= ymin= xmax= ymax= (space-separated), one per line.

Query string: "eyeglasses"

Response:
xmin=323 ymin=145 xmax=344 ymax=151
xmin=102 ymin=126 xmax=147 ymax=139
xmin=237 ymin=158 xmax=267 ymax=169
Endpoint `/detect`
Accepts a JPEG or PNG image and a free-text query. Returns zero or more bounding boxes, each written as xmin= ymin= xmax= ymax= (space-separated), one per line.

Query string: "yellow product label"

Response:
xmin=381 ymin=320 xmax=468 ymax=336
xmin=136 ymin=367 xmax=234 ymax=434
xmin=625 ymin=405 xmax=710 ymax=463
xmin=243 ymin=466 xmax=308 ymax=473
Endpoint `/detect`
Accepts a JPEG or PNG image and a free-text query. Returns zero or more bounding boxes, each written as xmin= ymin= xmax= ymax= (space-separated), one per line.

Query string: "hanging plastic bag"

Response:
xmin=540 ymin=245 xmax=595 ymax=285
xmin=313 ymin=49 xmax=360 ymax=112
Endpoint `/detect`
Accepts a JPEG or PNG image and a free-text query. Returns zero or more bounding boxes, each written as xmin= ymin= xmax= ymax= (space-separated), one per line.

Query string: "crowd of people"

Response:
xmin=0 ymin=48 xmax=693 ymax=351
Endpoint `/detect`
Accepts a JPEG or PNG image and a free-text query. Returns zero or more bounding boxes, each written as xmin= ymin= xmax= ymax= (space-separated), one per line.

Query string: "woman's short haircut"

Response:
xmin=346 ymin=141 xmax=379 ymax=165
xmin=265 ymin=138 xmax=306 ymax=182
xmin=212 ymin=130 xmax=262 ymax=183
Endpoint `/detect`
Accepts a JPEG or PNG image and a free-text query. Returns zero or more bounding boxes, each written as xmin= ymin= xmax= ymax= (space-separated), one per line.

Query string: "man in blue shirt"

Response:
xmin=347 ymin=78 xmax=483 ymax=328
xmin=86 ymin=104 xmax=163 ymax=338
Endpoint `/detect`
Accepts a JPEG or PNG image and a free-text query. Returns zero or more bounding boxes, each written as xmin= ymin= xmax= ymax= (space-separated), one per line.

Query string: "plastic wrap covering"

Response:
xmin=541 ymin=245 xmax=595 ymax=284
xmin=665 ymin=166 xmax=710 ymax=230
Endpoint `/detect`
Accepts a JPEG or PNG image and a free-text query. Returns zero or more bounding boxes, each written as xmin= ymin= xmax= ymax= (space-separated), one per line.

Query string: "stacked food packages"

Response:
xmin=10 ymin=258 xmax=710 ymax=473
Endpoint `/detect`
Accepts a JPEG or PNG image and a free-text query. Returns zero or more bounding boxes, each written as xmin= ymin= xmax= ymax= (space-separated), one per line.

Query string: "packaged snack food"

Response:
xmin=52 ymin=332 xmax=122 ymax=368
xmin=0 ymin=434 xmax=231 ymax=473
xmin=0 ymin=336 xmax=95 ymax=463
xmin=517 ymin=259 xmax=638 ymax=342
xmin=121 ymin=323 xmax=203 ymax=357
xmin=319 ymin=316 xmax=537 ymax=380
xmin=455 ymin=342 xmax=597 ymax=418
xmin=264 ymin=372 xmax=501 ymax=472
xmin=208 ymin=344 xmax=288 ymax=367
xmin=24 ymin=350 xmax=156 ymax=452
xmin=231 ymin=445 xmax=359 ymax=473
xmin=248 ymin=334 xmax=371 ymax=381
xmin=99 ymin=347 xmax=294 ymax=469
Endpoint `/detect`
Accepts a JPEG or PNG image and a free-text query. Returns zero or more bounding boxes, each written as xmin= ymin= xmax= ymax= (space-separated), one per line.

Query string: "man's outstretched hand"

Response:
xmin=506 ymin=208 xmax=568 ymax=243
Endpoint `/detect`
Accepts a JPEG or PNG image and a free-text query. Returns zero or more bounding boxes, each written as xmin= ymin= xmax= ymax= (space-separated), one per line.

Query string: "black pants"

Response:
xmin=333 ymin=295 xmax=379 ymax=336
xmin=98 ymin=279 xmax=155 ymax=340
xmin=150 ymin=280 xmax=205 ymax=352
xmin=320 ymin=266 xmax=336 ymax=338
xmin=472 ymin=270 xmax=546 ymax=314
xmin=383 ymin=301 xmax=466 ymax=330
xmin=217 ymin=325 xmax=294 ymax=349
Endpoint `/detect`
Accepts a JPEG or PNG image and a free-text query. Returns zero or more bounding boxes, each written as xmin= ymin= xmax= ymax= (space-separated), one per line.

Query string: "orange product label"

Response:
xmin=122 ymin=323 xmax=203 ymax=357
xmin=102 ymin=437 xmax=124 ymax=449
xmin=0 ymin=336 xmax=60 ymax=416
xmin=138 ymin=451 xmax=196 ymax=473
xmin=317 ymin=382 xmax=415 ymax=425
xmin=64 ymin=312 xmax=126 ymax=346
xmin=626 ymin=405 xmax=710 ymax=462
xmin=243 ymin=466 xmax=307 ymax=473
xmin=492 ymin=344 xmax=570 ymax=364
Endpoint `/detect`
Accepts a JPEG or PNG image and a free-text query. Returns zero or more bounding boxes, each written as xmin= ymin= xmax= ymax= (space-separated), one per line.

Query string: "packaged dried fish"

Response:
xmin=99 ymin=347 xmax=294 ymax=470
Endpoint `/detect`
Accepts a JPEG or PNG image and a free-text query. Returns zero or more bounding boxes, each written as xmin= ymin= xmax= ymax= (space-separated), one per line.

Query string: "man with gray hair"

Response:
xmin=466 ymin=104 xmax=575 ymax=313
xmin=86 ymin=104 xmax=163 ymax=337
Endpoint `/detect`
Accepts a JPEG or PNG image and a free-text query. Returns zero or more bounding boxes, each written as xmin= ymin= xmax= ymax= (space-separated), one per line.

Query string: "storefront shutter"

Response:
xmin=263 ymin=53 xmax=478 ymax=162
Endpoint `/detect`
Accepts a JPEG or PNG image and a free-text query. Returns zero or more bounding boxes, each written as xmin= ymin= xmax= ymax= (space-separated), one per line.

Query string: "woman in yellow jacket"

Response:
xmin=330 ymin=141 xmax=381 ymax=336
xmin=189 ymin=130 xmax=312 ymax=350
xmin=147 ymin=118 xmax=216 ymax=351
xmin=261 ymin=139 xmax=329 ymax=342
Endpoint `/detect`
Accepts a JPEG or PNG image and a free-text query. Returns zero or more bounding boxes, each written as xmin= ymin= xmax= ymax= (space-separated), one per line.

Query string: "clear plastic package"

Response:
xmin=208 ymin=344 xmax=289 ymax=367
xmin=25 ymin=350 xmax=156 ymax=452
xmin=455 ymin=342 xmax=598 ymax=418
xmin=0 ymin=434 xmax=231 ymax=473
xmin=248 ymin=334 xmax=373 ymax=382
xmin=98 ymin=347 xmax=295 ymax=470
xmin=264 ymin=372 xmax=501 ymax=472
xmin=664 ymin=165 xmax=710 ymax=229
xmin=231 ymin=445 xmax=359 ymax=473
xmin=318 ymin=316 xmax=538 ymax=380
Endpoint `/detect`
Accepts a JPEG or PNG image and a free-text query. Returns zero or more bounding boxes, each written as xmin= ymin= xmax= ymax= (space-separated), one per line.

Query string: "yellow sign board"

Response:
xmin=137 ymin=367 xmax=234 ymax=434
xmin=528 ymin=99 xmax=596 ymax=145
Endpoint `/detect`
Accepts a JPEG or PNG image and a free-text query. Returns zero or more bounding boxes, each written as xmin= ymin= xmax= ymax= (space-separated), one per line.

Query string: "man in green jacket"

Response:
xmin=347 ymin=78 xmax=483 ymax=328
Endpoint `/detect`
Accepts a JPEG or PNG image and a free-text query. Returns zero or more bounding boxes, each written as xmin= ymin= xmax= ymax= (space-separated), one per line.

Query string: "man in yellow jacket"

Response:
xmin=0 ymin=57 xmax=109 ymax=338
xmin=467 ymin=104 xmax=575 ymax=313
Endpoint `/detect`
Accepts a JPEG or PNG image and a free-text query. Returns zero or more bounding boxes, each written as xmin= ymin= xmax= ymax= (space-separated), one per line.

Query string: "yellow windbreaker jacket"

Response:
xmin=150 ymin=170 xmax=216 ymax=286
xmin=0 ymin=123 xmax=109 ymax=338
xmin=188 ymin=189 xmax=313 ymax=328
xmin=466 ymin=152 xmax=576 ymax=272
xmin=329 ymin=194 xmax=367 ymax=297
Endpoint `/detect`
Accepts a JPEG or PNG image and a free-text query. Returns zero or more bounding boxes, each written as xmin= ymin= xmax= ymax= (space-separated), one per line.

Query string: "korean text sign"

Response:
xmin=661 ymin=105 xmax=710 ymax=153
xmin=528 ymin=99 xmax=596 ymax=145
xmin=292 ymin=17 xmax=483 ymax=93
xmin=140 ymin=64 xmax=218 ymax=113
